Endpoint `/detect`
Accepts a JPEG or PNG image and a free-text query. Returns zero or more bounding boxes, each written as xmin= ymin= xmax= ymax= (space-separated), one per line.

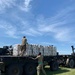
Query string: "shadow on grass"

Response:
xmin=40 ymin=67 xmax=70 ymax=75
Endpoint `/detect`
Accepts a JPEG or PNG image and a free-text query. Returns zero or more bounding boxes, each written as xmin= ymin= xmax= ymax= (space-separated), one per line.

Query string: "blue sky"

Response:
xmin=0 ymin=0 xmax=75 ymax=54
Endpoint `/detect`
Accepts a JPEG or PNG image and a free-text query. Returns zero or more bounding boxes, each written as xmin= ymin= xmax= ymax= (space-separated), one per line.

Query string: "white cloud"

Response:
xmin=38 ymin=21 xmax=66 ymax=33
xmin=19 ymin=0 xmax=32 ymax=12
xmin=0 ymin=0 xmax=74 ymax=43
xmin=0 ymin=0 xmax=15 ymax=12
xmin=21 ymin=28 xmax=42 ymax=36
xmin=13 ymin=4 xmax=74 ymax=41
xmin=49 ymin=6 xmax=75 ymax=23
xmin=0 ymin=0 xmax=33 ymax=13
xmin=54 ymin=28 xmax=72 ymax=41
xmin=34 ymin=5 xmax=75 ymax=42
xmin=37 ymin=19 xmax=73 ymax=42
xmin=0 ymin=21 xmax=18 ymax=38
xmin=37 ymin=24 xmax=70 ymax=42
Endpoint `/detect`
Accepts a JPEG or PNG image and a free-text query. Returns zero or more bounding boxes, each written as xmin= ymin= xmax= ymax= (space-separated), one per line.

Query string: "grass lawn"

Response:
xmin=40 ymin=66 xmax=75 ymax=75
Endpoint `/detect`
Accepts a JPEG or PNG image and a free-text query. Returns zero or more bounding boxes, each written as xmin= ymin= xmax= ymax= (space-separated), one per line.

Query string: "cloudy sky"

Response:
xmin=0 ymin=0 xmax=75 ymax=54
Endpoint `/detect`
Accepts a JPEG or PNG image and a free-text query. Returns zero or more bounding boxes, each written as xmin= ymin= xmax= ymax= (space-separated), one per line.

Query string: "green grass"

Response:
xmin=40 ymin=66 xmax=75 ymax=75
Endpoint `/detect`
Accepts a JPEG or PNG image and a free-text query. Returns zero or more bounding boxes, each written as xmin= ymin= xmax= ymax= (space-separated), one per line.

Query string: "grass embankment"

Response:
xmin=40 ymin=66 xmax=75 ymax=75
